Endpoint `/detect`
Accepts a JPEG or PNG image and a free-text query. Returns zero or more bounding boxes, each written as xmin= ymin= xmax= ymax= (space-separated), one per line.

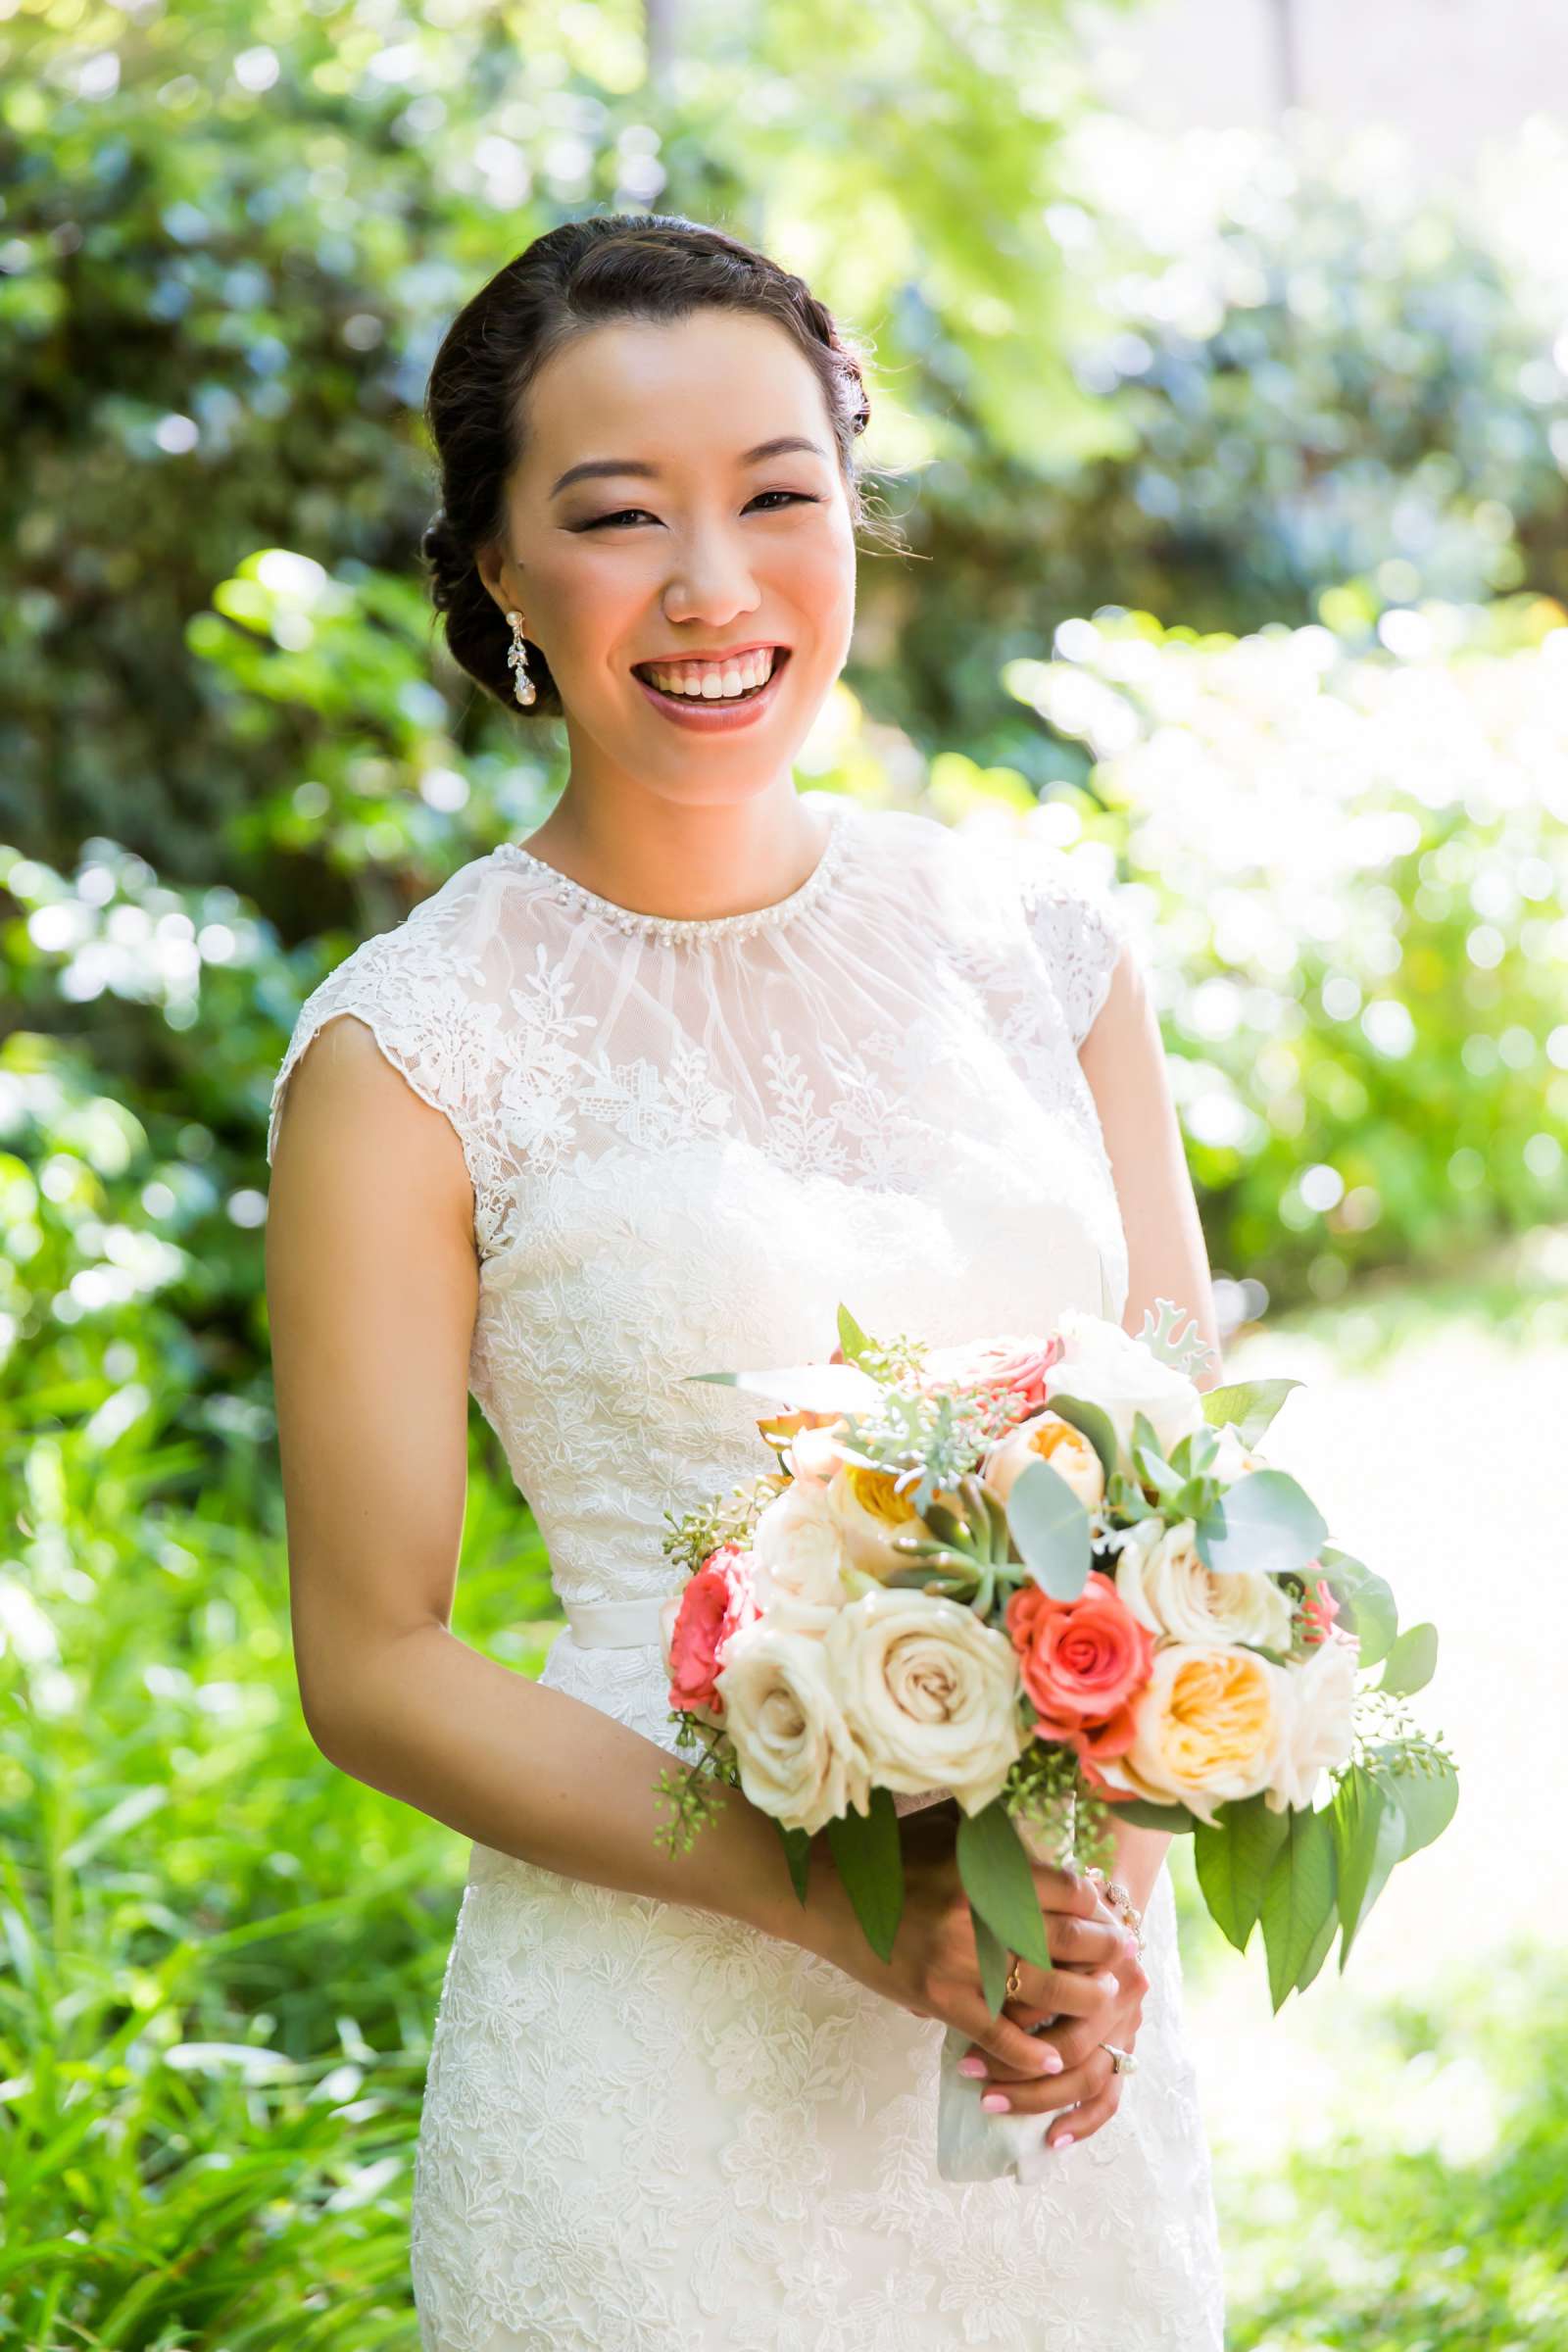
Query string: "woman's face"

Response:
xmin=479 ymin=308 xmax=858 ymax=805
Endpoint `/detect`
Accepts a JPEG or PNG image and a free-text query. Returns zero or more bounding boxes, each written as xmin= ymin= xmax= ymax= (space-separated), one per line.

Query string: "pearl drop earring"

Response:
xmin=505 ymin=610 xmax=537 ymax=707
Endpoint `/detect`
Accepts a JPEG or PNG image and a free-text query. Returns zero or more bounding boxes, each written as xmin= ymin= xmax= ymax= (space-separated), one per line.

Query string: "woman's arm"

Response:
xmin=265 ymin=1014 xmax=818 ymax=1934
xmin=1079 ymin=934 xmax=1227 ymax=1915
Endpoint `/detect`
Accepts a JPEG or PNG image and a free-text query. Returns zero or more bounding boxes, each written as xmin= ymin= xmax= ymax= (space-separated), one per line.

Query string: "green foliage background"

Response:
xmin=4 ymin=0 xmax=1566 ymax=2341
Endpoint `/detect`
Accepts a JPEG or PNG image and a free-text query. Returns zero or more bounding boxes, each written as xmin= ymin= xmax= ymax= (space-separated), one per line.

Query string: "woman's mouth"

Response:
xmin=631 ymin=647 xmax=793 ymax=732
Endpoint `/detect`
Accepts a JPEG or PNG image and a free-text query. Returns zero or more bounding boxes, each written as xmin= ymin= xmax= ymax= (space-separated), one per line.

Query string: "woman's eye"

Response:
xmin=579 ymin=491 xmax=818 ymax=531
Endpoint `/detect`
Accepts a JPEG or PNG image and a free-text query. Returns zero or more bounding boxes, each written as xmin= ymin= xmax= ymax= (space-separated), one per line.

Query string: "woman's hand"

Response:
xmin=957 ymin=1880 xmax=1149 ymax=2150
xmin=805 ymin=1806 xmax=1116 ymax=2087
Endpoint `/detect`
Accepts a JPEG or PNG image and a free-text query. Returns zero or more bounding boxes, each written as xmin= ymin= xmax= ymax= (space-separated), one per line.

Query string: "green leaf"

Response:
xmin=1380 ymin=1620 xmax=1439 ymax=1697
xmin=1316 ymin=1547 xmax=1398 ymax=1668
xmin=1193 ymin=1468 xmax=1329 ymax=1580
xmin=1193 ymin=1791 xmax=1292 ymax=1954
xmin=1259 ymin=1804 xmax=1339 ymax=2012
xmin=1199 ymin=1378 xmax=1302 ymax=1446
xmin=1103 ymin=1796 xmax=1200 ymax=1833
xmin=1376 ymin=1750 xmax=1460 ymax=1857
xmin=1130 ymin=1408 xmax=1182 ymax=1494
xmin=824 ymin=1786 xmax=906 ymax=1964
xmin=1005 ymin=1457 xmax=1092 ymax=1600
xmin=956 ymin=1799 xmax=1053 ymax=1971
xmin=971 ymin=1902 xmax=1011 ymax=2020
xmin=1295 ymin=1890 xmax=1342 ymax=1994
xmin=774 ymin=1818 xmax=813 ymax=1907
xmin=836 ymin=1302 xmax=873 ymax=1366
xmin=1037 ymin=1391 xmax=1119 ymax=1482
xmin=1331 ymin=1766 xmax=1406 ymax=1974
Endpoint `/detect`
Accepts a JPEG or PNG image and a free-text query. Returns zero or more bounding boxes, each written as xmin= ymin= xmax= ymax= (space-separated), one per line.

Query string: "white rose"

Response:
xmin=714 ymin=1626 xmax=871 ymax=1837
xmin=823 ymin=1589 xmax=1025 ymax=1818
xmin=1051 ymin=1308 xmax=1208 ymax=1464
xmin=1117 ymin=1518 xmax=1294 ymax=1651
xmin=1262 ymin=1631 xmax=1359 ymax=1813
xmin=750 ymin=1480 xmax=853 ymax=1633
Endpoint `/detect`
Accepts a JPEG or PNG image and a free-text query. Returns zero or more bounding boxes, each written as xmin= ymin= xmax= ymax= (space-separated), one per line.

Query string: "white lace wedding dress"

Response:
xmin=269 ymin=789 xmax=1228 ymax=2351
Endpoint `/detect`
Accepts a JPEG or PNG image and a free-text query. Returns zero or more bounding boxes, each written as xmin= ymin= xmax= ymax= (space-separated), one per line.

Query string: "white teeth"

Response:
xmin=642 ymin=649 xmax=778 ymax=699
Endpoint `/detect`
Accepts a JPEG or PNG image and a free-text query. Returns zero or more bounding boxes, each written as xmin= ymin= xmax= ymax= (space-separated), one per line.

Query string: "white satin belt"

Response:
xmin=563 ymin=1594 xmax=671 ymax=1648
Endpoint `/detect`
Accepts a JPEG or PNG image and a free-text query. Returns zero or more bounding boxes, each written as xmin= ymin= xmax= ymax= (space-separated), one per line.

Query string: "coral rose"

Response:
xmin=1005 ymin=1571 xmax=1154 ymax=1782
xmin=661 ymin=1543 xmax=759 ymax=1719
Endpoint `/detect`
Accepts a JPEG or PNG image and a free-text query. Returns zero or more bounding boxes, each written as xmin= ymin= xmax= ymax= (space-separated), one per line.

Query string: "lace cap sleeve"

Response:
xmin=1014 ymin=839 xmax=1129 ymax=1052
xmin=265 ymin=864 xmax=513 ymax=1259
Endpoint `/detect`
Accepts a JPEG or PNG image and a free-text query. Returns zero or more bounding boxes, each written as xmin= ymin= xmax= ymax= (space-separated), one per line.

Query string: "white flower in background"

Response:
xmin=1051 ymin=1308 xmax=1208 ymax=1463
xmin=1262 ymin=1631 xmax=1360 ymax=1813
xmin=824 ymin=1589 xmax=1025 ymax=1818
xmin=714 ymin=1627 xmax=871 ymax=1837
xmin=1116 ymin=1517 xmax=1295 ymax=1651
xmin=750 ymin=1479 xmax=854 ymax=1633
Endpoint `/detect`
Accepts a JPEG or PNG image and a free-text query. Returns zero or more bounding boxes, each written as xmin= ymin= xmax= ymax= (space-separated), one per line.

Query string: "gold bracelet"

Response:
xmin=1091 ymin=1868 xmax=1147 ymax=1956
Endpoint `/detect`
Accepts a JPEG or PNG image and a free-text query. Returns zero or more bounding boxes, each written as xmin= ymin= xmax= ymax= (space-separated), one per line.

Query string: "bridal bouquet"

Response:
xmin=651 ymin=1298 xmax=1457 ymax=2180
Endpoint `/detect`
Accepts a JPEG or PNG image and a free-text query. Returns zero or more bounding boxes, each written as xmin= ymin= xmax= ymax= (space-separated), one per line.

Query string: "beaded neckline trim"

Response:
xmin=489 ymin=795 xmax=853 ymax=944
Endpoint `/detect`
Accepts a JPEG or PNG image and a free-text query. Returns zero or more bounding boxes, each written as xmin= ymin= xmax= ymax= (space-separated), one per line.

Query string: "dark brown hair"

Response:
xmin=419 ymin=213 xmax=905 ymax=719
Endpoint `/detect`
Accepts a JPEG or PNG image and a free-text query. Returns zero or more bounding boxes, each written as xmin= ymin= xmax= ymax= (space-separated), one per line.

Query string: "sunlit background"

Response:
xmin=4 ymin=0 xmax=1566 ymax=2339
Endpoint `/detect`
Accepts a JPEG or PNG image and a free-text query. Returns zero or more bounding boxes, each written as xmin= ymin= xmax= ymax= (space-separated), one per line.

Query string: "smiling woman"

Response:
xmin=268 ymin=213 xmax=1229 ymax=2351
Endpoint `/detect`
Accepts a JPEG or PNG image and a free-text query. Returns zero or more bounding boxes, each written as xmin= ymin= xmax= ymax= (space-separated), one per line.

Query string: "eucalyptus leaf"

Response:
xmin=1193 ymin=1468 xmax=1329 ymax=1580
xmin=824 ymin=1787 xmax=905 ymax=1964
xmin=1380 ymin=1620 xmax=1439 ymax=1697
xmin=1317 ymin=1548 xmax=1399 ymax=1668
xmin=836 ymin=1302 xmax=873 ymax=1366
xmin=1375 ymin=1750 xmax=1460 ymax=1857
xmin=1038 ymin=1392 xmax=1119 ymax=1481
xmin=1005 ymin=1457 xmax=1092 ymax=1600
xmin=1193 ymin=1791 xmax=1291 ymax=1954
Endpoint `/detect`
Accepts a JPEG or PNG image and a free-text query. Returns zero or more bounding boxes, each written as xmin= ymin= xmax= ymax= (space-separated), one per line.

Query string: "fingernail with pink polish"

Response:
xmin=1040 ymin=2049 xmax=1063 ymax=2074
xmin=957 ymin=2055 xmax=987 ymax=2078
xmin=1055 ymin=2132 xmax=1076 ymax=2149
xmin=981 ymin=2092 xmax=1011 ymax=2113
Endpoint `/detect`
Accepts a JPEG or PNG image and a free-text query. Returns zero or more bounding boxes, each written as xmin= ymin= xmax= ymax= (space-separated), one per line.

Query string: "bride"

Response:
xmin=265 ymin=214 xmax=1228 ymax=2349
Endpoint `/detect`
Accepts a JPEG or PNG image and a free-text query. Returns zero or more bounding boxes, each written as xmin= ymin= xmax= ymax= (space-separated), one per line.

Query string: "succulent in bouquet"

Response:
xmin=651 ymin=1297 xmax=1457 ymax=2178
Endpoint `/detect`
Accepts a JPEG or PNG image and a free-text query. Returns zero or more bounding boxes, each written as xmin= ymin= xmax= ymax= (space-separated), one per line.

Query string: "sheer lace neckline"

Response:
xmin=488 ymin=793 xmax=852 ymax=945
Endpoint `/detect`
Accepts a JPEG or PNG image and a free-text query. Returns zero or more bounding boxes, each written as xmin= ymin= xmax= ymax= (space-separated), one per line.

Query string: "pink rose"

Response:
xmin=666 ymin=1544 xmax=759 ymax=1717
xmin=1005 ymin=1571 xmax=1155 ymax=1782
xmin=916 ymin=1332 xmax=1063 ymax=1420
xmin=1298 ymin=1566 xmax=1342 ymax=1647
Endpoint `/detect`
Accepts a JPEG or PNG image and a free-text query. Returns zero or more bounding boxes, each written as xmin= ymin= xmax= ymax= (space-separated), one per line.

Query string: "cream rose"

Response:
xmin=823 ymin=1589 xmax=1025 ymax=1817
xmin=1116 ymin=1517 xmax=1294 ymax=1651
xmin=824 ymin=1461 xmax=929 ymax=1581
xmin=714 ymin=1626 xmax=872 ymax=1837
xmin=1262 ymin=1630 xmax=1359 ymax=1813
xmin=1051 ymin=1308 xmax=1208 ymax=1463
xmin=1093 ymin=1641 xmax=1282 ymax=1825
xmin=750 ymin=1479 xmax=854 ymax=1632
xmin=982 ymin=1409 xmax=1105 ymax=1513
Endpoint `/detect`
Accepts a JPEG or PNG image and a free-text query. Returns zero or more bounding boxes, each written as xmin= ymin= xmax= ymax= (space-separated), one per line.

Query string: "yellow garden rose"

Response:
xmin=1094 ymin=1642 xmax=1282 ymax=1826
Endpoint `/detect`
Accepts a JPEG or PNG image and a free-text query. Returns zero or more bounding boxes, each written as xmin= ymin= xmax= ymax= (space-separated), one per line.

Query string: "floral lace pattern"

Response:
xmin=267 ymin=791 xmax=1225 ymax=2349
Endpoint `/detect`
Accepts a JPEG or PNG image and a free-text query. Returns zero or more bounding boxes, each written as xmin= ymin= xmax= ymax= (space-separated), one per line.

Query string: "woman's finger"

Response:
xmin=1042 ymin=2073 xmax=1123 ymax=2151
xmin=970 ymin=2040 xmax=1119 ymax=2119
xmin=1046 ymin=1910 xmax=1132 ymax=1970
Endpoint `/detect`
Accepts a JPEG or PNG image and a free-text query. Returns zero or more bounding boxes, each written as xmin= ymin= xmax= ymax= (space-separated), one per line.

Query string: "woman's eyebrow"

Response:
xmin=549 ymin=436 xmax=828 ymax=499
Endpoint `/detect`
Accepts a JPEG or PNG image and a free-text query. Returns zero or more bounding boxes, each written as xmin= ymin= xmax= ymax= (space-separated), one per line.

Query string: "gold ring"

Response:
xmin=1004 ymin=1953 xmax=1023 ymax=2000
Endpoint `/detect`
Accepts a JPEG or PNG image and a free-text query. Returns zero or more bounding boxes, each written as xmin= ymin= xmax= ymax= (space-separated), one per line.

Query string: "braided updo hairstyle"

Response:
xmin=419 ymin=213 xmax=900 ymax=720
